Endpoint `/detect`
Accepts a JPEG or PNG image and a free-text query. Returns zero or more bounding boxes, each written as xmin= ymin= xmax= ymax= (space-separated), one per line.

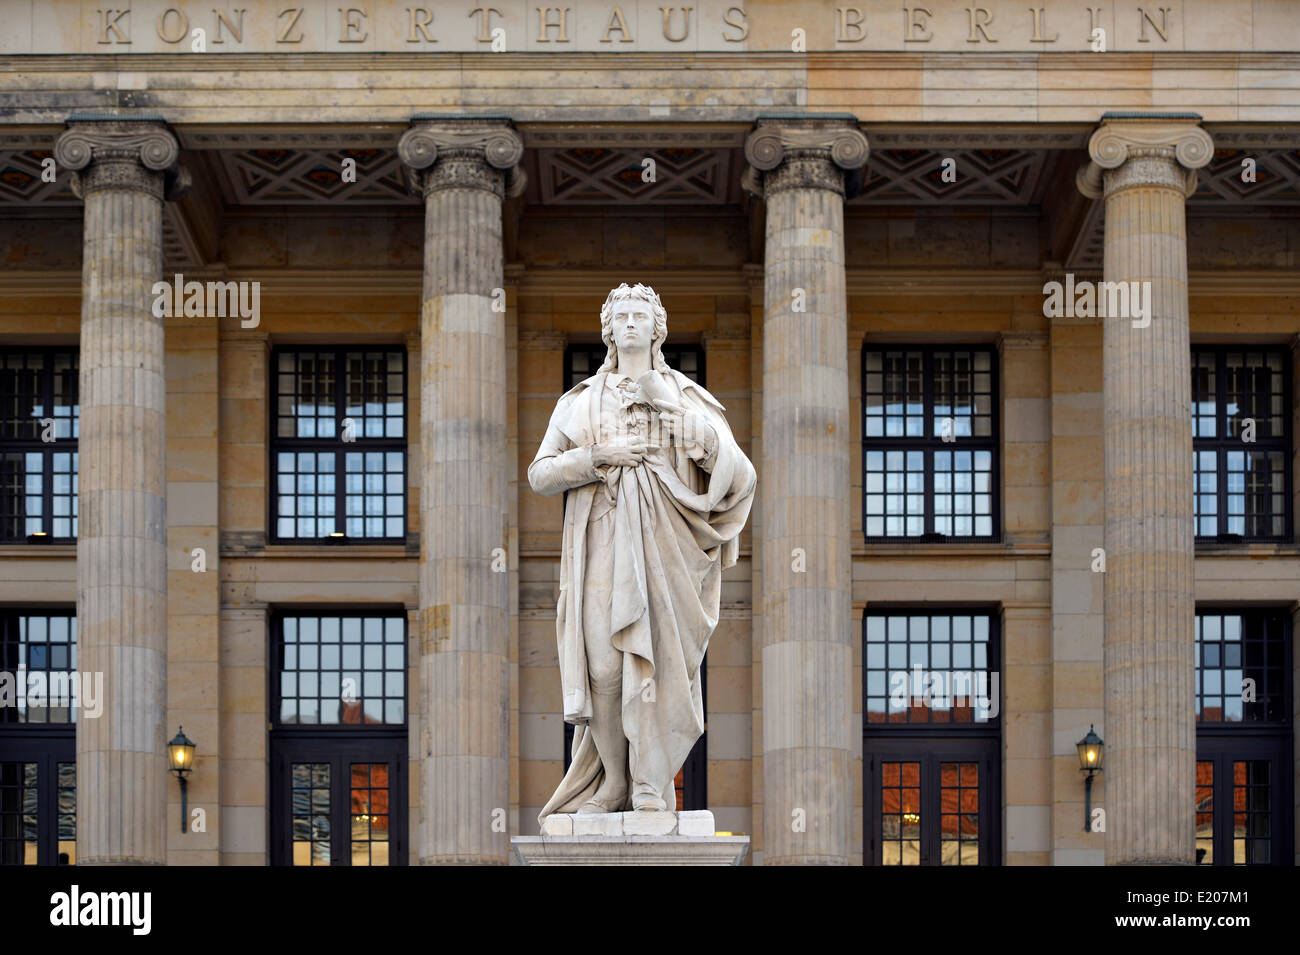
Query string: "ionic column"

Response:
xmin=54 ymin=119 xmax=189 ymax=865
xmin=398 ymin=119 xmax=525 ymax=865
xmin=744 ymin=118 xmax=868 ymax=865
xmin=1077 ymin=114 xmax=1213 ymax=865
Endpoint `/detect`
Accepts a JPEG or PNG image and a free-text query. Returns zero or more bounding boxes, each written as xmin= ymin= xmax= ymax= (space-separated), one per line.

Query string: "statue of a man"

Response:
xmin=529 ymin=283 xmax=756 ymax=817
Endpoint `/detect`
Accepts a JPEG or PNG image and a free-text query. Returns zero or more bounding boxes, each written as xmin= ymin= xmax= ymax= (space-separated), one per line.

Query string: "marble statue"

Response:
xmin=529 ymin=283 xmax=756 ymax=818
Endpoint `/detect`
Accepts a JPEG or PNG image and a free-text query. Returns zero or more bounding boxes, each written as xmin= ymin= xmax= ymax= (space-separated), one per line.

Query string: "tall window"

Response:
xmin=0 ymin=350 xmax=78 ymax=542
xmin=561 ymin=341 xmax=708 ymax=810
xmin=1192 ymin=347 xmax=1291 ymax=541
xmin=271 ymin=348 xmax=407 ymax=542
xmin=1195 ymin=609 xmax=1293 ymax=865
xmin=862 ymin=347 xmax=998 ymax=541
xmin=0 ymin=611 xmax=77 ymax=865
xmin=863 ymin=611 xmax=1001 ymax=866
xmin=269 ymin=611 xmax=409 ymax=866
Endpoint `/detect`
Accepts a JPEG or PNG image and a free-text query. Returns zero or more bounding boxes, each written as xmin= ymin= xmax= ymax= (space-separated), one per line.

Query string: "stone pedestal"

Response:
xmin=744 ymin=117 xmax=869 ymax=866
xmin=398 ymin=118 xmax=525 ymax=865
xmin=513 ymin=811 xmax=750 ymax=865
xmin=54 ymin=119 xmax=188 ymax=866
xmin=1077 ymin=114 xmax=1214 ymax=865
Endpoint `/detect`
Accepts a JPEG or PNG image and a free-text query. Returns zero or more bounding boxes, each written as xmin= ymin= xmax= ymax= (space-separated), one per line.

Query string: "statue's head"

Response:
xmin=597 ymin=283 xmax=670 ymax=374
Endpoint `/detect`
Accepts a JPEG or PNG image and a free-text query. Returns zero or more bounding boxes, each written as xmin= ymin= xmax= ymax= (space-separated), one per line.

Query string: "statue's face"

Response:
xmin=610 ymin=298 xmax=655 ymax=352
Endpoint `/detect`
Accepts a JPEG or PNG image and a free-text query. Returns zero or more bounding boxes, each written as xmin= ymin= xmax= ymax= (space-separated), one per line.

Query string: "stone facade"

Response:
xmin=1 ymin=7 xmax=1298 ymax=867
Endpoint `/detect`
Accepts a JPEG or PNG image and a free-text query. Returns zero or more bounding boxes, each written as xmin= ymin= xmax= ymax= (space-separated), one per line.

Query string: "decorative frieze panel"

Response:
xmin=0 ymin=149 xmax=77 ymax=205
xmin=854 ymin=147 xmax=1046 ymax=205
xmin=535 ymin=145 xmax=733 ymax=204
xmin=1192 ymin=148 xmax=1300 ymax=204
xmin=214 ymin=146 xmax=416 ymax=204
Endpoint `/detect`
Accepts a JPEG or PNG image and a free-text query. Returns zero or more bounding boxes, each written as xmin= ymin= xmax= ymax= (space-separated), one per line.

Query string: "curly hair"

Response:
xmin=596 ymin=282 xmax=670 ymax=374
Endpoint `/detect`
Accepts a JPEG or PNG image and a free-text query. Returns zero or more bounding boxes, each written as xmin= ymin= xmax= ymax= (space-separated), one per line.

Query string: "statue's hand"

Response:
xmin=592 ymin=441 xmax=653 ymax=468
xmin=655 ymin=407 xmax=717 ymax=454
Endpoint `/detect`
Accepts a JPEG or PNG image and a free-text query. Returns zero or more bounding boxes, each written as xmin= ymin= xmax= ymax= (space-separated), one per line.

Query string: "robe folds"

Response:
xmin=528 ymin=369 xmax=756 ymax=821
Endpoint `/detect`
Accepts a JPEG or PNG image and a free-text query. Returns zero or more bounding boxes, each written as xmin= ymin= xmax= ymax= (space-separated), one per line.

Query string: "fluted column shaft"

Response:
xmin=55 ymin=121 xmax=188 ymax=865
xmin=745 ymin=119 xmax=868 ymax=865
xmin=1078 ymin=116 xmax=1213 ymax=865
xmin=399 ymin=120 xmax=524 ymax=865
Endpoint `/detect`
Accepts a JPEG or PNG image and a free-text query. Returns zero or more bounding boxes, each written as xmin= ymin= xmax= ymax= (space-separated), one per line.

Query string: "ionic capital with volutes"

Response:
xmin=54 ymin=119 xmax=189 ymax=201
xmin=1076 ymin=114 xmax=1214 ymax=200
xmin=398 ymin=118 xmax=527 ymax=200
xmin=743 ymin=117 xmax=869 ymax=200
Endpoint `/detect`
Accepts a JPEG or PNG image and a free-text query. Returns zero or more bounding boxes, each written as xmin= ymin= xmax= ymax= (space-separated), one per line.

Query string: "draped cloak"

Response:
xmin=528 ymin=368 xmax=756 ymax=821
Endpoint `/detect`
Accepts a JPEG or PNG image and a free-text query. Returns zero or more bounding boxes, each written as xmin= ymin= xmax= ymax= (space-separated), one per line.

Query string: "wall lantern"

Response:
xmin=168 ymin=726 xmax=196 ymax=834
xmin=1076 ymin=724 xmax=1104 ymax=832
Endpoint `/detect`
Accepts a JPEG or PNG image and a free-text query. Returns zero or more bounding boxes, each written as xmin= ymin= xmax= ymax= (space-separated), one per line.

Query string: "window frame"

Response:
xmin=1195 ymin=605 xmax=1292 ymax=727
xmin=1196 ymin=739 xmax=1292 ymax=867
xmin=862 ymin=608 xmax=1003 ymax=866
xmin=861 ymin=608 xmax=1003 ymax=731
xmin=268 ymin=607 xmax=410 ymax=866
xmin=860 ymin=345 xmax=1001 ymax=543
xmin=0 ymin=347 xmax=79 ymax=543
xmin=269 ymin=735 xmax=408 ymax=866
xmin=864 ymin=737 xmax=1001 ymax=866
xmin=1194 ymin=605 xmax=1294 ymax=866
xmin=0 ymin=607 xmax=77 ymax=866
xmin=1191 ymin=344 xmax=1292 ymax=543
xmin=268 ymin=607 xmax=410 ymax=735
xmin=268 ymin=346 xmax=409 ymax=545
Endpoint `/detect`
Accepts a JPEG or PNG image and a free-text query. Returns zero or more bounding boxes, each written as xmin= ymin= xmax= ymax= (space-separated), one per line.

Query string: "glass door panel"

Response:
xmin=273 ymin=738 xmax=406 ymax=866
xmin=868 ymin=743 xmax=997 ymax=866
xmin=1196 ymin=741 xmax=1290 ymax=866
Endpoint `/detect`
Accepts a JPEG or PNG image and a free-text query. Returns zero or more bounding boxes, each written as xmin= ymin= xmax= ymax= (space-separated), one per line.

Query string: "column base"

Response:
xmin=512 ymin=811 xmax=749 ymax=865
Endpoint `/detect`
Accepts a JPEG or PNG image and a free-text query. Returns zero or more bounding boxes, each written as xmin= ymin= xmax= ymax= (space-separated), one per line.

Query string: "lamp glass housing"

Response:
xmin=168 ymin=727 xmax=196 ymax=776
xmin=1076 ymin=725 xmax=1103 ymax=773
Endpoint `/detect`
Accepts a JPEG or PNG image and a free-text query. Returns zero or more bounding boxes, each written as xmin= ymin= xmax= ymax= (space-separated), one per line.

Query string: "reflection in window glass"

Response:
xmin=1195 ymin=612 xmax=1285 ymax=723
xmin=0 ymin=762 xmax=38 ymax=865
xmin=863 ymin=347 xmax=997 ymax=540
xmin=278 ymin=615 xmax=406 ymax=726
xmin=880 ymin=761 xmax=921 ymax=865
xmin=56 ymin=762 xmax=75 ymax=865
xmin=1192 ymin=348 xmax=1289 ymax=540
xmin=939 ymin=762 xmax=979 ymax=866
xmin=272 ymin=348 xmax=406 ymax=541
xmin=1195 ymin=760 xmax=1213 ymax=865
xmin=1233 ymin=760 xmax=1271 ymax=865
xmin=864 ymin=613 xmax=997 ymax=725
xmin=0 ymin=350 xmax=79 ymax=541
xmin=1 ymin=614 xmax=78 ymax=724
xmin=350 ymin=763 xmax=390 ymax=866
xmin=291 ymin=762 xmax=331 ymax=866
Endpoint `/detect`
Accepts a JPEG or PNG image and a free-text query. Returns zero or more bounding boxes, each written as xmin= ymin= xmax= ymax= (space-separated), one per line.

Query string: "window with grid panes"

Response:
xmin=862 ymin=347 xmax=998 ymax=541
xmin=1192 ymin=347 xmax=1291 ymax=541
xmin=0 ymin=350 xmax=78 ymax=542
xmin=270 ymin=612 xmax=408 ymax=865
xmin=272 ymin=348 xmax=407 ymax=542
xmin=1195 ymin=609 xmax=1292 ymax=866
xmin=0 ymin=611 xmax=77 ymax=865
xmin=863 ymin=611 xmax=1001 ymax=866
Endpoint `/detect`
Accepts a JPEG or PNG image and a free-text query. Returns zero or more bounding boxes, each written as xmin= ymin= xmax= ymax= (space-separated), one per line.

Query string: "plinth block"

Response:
xmin=513 ymin=811 xmax=749 ymax=865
